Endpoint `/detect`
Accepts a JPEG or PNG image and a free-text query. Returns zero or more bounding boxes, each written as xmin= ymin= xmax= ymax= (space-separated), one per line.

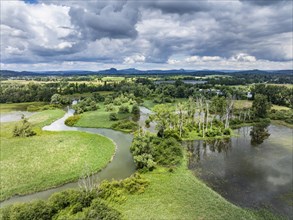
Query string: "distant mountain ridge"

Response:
xmin=0 ymin=68 xmax=292 ymax=76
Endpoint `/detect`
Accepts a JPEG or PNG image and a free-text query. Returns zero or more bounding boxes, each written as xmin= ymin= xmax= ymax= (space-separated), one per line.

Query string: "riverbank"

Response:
xmin=0 ymin=109 xmax=116 ymax=201
xmin=271 ymin=120 xmax=293 ymax=129
xmin=113 ymin=155 xmax=280 ymax=220
xmin=73 ymin=104 xmax=137 ymax=133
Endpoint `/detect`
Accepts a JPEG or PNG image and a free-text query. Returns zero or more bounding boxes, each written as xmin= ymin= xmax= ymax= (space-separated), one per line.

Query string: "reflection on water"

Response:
xmin=138 ymin=106 xmax=156 ymax=133
xmin=250 ymin=124 xmax=270 ymax=146
xmin=187 ymin=125 xmax=293 ymax=218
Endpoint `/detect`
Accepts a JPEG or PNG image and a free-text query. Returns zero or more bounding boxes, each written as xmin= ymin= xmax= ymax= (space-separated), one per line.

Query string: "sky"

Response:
xmin=0 ymin=0 xmax=292 ymax=71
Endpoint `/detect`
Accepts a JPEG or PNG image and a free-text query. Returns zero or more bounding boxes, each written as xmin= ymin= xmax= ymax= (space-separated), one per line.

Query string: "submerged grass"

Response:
xmin=0 ymin=110 xmax=115 ymax=201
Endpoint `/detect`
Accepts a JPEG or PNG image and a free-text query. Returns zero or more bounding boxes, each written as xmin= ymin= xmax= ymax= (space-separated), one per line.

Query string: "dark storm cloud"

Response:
xmin=68 ymin=2 xmax=139 ymax=40
xmin=240 ymin=0 xmax=288 ymax=6
xmin=144 ymin=1 xmax=210 ymax=14
xmin=1 ymin=0 xmax=292 ymax=69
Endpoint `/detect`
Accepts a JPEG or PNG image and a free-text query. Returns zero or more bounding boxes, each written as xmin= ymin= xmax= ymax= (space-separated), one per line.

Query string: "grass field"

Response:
xmin=0 ymin=102 xmax=47 ymax=113
xmin=0 ymin=110 xmax=115 ymax=201
xmin=74 ymin=104 xmax=131 ymax=129
xmin=114 ymin=157 xmax=279 ymax=220
xmin=234 ymin=100 xmax=290 ymax=110
xmin=101 ymin=76 xmax=125 ymax=82
xmin=263 ymin=83 xmax=293 ymax=88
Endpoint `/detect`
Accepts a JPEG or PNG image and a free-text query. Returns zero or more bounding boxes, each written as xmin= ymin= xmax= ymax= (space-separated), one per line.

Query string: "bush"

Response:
xmin=98 ymin=174 xmax=149 ymax=202
xmin=1 ymin=188 xmax=121 ymax=220
xmin=109 ymin=113 xmax=118 ymax=121
xmin=130 ymin=133 xmax=183 ymax=171
xmin=131 ymin=104 xmax=140 ymax=115
xmin=223 ymin=128 xmax=232 ymax=135
xmin=118 ymin=105 xmax=129 ymax=113
xmin=73 ymin=98 xmax=98 ymax=114
xmin=269 ymin=110 xmax=293 ymax=123
xmin=145 ymin=118 xmax=151 ymax=127
xmin=13 ymin=116 xmax=36 ymax=137
xmin=65 ymin=115 xmax=81 ymax=126
xmin=82 ymin=199 xmax=121 ymax=220
xmin=111 ymin=120 xmax=138 ymax=132
xmin=1 ymin=200 xmax=53 ymax=220
xmin=205 ymin=128 xmax=222 ymax=137
xmin=105 ymin=103 xmax=116 ymax=112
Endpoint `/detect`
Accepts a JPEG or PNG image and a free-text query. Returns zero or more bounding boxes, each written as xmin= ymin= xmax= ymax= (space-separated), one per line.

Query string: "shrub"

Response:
xmin=205 ymin=128 xmax=222 ymax=137
xmin=131 ymin=104 xmax=140 ymax=115
xmin=13 ymin=116 xmax=36 ymax=137
xmin=83 ymin=199 xmax=122 ymax=219
xmin=145 ymin=118 xmax=151 ymax=127
xmin=1 ymin=200 xmax=53 ymax=220
xmin=1 ymin=188 xmax=120 ymax=220
xmin=98 ymin=174 xmax=149 ymax=202
xmin=105 ymin=103 xmax=116 ymax=112
xmin=223 ymin=128 xmax=232 ymax=135
xmin=65 ymin=115 xmax=81 ymax=126
xmin=111 ymin=120 xmax=138 ymax=132
xmin=164 ymin=129 xmax=180 ymax=140
xmin=118 ymin=105 xmax=129 ymax=113
xmin=109 ymin=113 xmax=118 ymax=121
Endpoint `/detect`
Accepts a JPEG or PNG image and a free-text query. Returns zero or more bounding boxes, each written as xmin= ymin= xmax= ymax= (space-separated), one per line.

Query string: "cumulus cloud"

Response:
xmin=124 ymin=54 xmax=146 ymax=64
xmin=0 ymin=0 xmax=292 ymax=70
xmin=231 ymin=53 xmax=257 ymax=62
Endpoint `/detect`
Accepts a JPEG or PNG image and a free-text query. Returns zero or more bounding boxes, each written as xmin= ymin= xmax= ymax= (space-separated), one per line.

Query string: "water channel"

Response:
xmin=0 ymin=107 xmax=136 ymax=207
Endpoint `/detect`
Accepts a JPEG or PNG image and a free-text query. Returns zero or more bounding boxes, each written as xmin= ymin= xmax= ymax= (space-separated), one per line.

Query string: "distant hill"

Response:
xmin=0 ymin=69 xmax=292 ymax=77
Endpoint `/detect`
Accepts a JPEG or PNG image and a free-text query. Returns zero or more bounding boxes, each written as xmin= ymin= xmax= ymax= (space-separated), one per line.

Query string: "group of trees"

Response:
xmin=0 ymin=81 xmax=114 ymax=103
xmin=252 ymin=84 xmax=293 ymax=108
xmin=149 ymin=96 xmax=234 ymax=139
xmin=130 ymin=131 xmax=182 ymax=171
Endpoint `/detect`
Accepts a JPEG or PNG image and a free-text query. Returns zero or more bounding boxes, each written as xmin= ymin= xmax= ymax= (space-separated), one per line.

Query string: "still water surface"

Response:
xmin=187 ymin=125 xmax=293 ymax=218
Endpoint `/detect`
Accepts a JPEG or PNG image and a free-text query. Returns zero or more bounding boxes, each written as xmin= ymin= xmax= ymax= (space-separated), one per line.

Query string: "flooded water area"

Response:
xmin=0 ymin=111 xmax=35 ymax=123
xmin=186 ymin=125 xmax=293 ymax=218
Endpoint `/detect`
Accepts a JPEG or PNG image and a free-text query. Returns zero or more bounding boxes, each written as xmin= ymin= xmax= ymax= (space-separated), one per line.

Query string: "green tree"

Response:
xmin=50 ymin=93 xmax=62 ymax=104
xmin=131 ymin=104 xmax=140 ymax=115
xmin=252 ymin=94 xmax=271 ymax=118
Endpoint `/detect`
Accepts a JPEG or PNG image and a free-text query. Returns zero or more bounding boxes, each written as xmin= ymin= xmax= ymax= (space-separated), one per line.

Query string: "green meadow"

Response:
xmin=114 ymin=157 xmax=280 ymax=220
xmin=0 ymin=109 xmax=115 ymax=201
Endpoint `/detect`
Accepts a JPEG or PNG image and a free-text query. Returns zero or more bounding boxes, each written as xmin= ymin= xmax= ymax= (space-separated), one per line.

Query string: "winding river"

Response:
xmin=0 ymin=107 xmax=136 ymax=207
xmin=1 ymin=107 xmax=292 ymax=218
